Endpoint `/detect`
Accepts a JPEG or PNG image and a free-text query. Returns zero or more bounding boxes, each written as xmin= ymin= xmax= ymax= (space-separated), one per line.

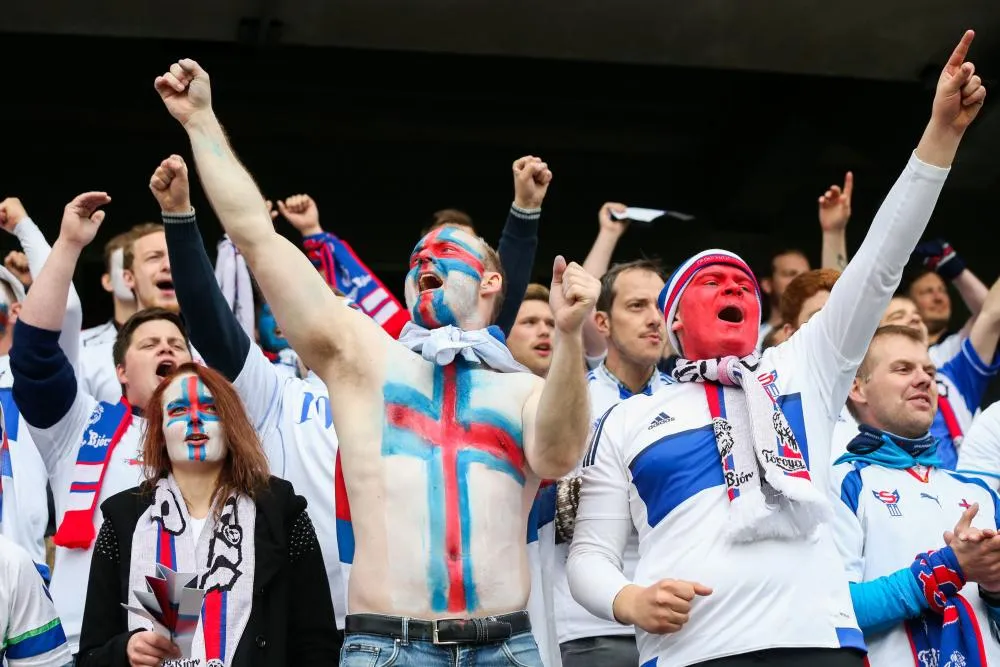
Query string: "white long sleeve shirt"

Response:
xmin=567 ymin=152 xmax=950 ymax=667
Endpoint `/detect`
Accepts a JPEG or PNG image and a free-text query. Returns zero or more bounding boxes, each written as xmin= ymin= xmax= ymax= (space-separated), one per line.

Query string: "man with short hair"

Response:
xmin=831 ymin=325 xmax=1000 ymax=666
xmin=156 ymin=57 xmax=597 ymax=664
xmin=779 ymin=268 xmax=841 ymax=337
xmin=554 ymin=258 xmax=670 ymax=667
xmin=10 ymin=192 xmax=193 ymax=654
xmin=759 ymin=249 xmax=810 ymax=342
xmin=507 ymin=284 xmax=555 ymax=378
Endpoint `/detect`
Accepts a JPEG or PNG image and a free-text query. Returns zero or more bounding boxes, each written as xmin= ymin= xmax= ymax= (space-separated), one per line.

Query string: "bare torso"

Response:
xmin=331 ymin=341 xmax=543 ymax=619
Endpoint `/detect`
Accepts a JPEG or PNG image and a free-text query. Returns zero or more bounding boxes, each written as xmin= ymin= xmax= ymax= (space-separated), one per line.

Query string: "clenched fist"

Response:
xmin=0 ymin=197 xmax=28 ymax=233
xmin=154 ymin=58 xmax=213 ymax=126
xmin=149 ymin=154 xmax=193 ymax=214
xmin=274 ymin=194 xmax=322 ymax=236
xmin=614 ymin=579 xmax=713 ymax=635
xmin=513 ymin=156 xmax=553 ymax=210
xmin=59 ymin=192 xmax=111 ymax=249
xmin=549 ymin=255 xmax=600 ymax=334
xmin=4 ymin=251 xmax=31 ymax=288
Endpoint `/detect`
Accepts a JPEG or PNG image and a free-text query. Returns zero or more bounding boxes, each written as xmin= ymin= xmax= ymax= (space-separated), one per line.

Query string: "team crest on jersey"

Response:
xmin=757 ymin=370 xmax=781 ymax=405
xmin=874 ymin=489 xmax=903 ymax=517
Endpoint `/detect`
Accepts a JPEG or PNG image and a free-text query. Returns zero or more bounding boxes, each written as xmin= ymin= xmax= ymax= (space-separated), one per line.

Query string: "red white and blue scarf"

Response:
xmin=128 ymin=475 xmax=255 ymax=667
xmin=907 ymin=547 xmax=987 ymax=667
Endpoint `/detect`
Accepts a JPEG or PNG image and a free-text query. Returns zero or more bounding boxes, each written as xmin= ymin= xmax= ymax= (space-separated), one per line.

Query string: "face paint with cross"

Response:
xmin=162 ymin=372 xmax=228 ymax=464
xmin=404 ymin=226 xmax=486 ymax=329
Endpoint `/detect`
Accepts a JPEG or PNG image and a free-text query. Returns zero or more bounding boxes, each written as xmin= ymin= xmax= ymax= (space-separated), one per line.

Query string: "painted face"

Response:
xmin=257 ymin=303 xmax=289 ymax=353
xmin=404 ymin=227 xmax=486 ymax=329
xmin=162 ymin=373 xmax=227 ymax=464
xmin=674 ymin=265 xmax=761 ymax=359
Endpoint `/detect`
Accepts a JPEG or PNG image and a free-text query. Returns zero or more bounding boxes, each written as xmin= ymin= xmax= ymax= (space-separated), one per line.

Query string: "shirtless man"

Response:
xmin=153 ymin=59 xmax=597 ymax=665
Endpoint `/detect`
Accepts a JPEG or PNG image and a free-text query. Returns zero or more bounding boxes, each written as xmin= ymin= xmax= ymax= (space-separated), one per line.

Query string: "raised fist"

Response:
xmin=931 ymin=30 xmax=987 ymax=134
xmin=4 ymin=251 xmax=31 ymax=288
xmin=550 ymin=255 xmax=600 ymax=334
xmin=0 ymin=197 xmax=28 ymax=233
xmin=275 ymin=194 xmax=322 ymax=236
xmin=513 ymin=156 xmax=553 ymax=210
xmin=818 ymin=172 xmax=853 ymax=233
xmin=59 ymin=192 xmax=111 ymax=249
xmin=154 ymin=58 xmax=213 ymax=126
xmin=149 ymin=155 xmax=192 ymax=214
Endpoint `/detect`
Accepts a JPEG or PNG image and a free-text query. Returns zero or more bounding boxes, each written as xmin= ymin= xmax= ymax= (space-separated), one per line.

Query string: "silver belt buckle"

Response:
xmin=432 ymin=620 xmax=459 ymax=645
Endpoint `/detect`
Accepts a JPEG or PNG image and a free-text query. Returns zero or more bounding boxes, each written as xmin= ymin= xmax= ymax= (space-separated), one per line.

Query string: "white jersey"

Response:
xmin=830 ymin=461 xmax=1000 ymax=666
xmin=28 ymin=390 xmax=146 ymax=653
xmin=78 ymin=321 xmax=120 ymax=405
xmin=552 ymin=363 xmax=671 ymax=644
xmin=929 ymin=332 xmax=963 ymax=369
xmin=0 ymin=356 xmax=49 ymax=565
xmin=567 ymin=152 xmax=950 ymax=667
xmin=0 ymin=535 xmax=72 ymax=666
xmin=957 ymin=402 xmax=1000 ymax=489
xmin=233 ymin=344 xmax=347 ymax=628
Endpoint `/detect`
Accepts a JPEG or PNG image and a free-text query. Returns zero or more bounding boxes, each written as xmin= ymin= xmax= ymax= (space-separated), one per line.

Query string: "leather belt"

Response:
xmin=345 ymin=611 xmax=531 ymax=645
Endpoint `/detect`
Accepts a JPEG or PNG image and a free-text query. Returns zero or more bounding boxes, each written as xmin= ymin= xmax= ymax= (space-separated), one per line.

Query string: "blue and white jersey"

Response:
xmin=0 ymin=535 xmax=71 ymax=667
xmin=831 ymin=461 xmax=1000 ymax=666
xmin=552 ymin=363 xmax=671 ymax=644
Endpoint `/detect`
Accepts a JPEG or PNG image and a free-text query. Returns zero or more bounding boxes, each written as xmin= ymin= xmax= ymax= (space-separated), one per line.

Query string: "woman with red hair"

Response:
xmin=77 ymin=363 xmax=338 ymax=666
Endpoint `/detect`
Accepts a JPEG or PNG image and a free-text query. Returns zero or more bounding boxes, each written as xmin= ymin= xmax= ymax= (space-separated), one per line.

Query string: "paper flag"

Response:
xmin=121 ymin=563 xmax=206 ymax=658
xmin=611 ymin=207 xmax=695 ymax=224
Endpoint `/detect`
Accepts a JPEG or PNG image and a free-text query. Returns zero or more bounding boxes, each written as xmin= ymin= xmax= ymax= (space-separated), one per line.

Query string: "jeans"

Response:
xmin=340 ymin=631 xmax=543 ymax=666
xmin=560 ymin=635 xmax=639 ymax=667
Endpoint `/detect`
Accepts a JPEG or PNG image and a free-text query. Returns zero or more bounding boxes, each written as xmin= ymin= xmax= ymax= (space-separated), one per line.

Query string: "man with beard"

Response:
xmin=154 ymin=57 xmax=598 ymax=665
xmin=567 ymin=30 xmax=986 ymax=667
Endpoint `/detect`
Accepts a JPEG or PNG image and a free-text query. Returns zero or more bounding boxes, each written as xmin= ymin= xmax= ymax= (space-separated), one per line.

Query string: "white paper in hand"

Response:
xmin=611 ymin=207 xmax=695 ymax=223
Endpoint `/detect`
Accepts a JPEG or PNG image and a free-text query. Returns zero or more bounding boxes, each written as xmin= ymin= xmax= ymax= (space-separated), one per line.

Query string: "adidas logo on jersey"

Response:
xmin=648 ymin=411 xmax=674 ymax=430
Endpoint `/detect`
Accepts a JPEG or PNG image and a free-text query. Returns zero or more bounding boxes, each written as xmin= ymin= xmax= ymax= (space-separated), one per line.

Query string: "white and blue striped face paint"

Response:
xmin=162 ymin=372 xmax=228 ymax=464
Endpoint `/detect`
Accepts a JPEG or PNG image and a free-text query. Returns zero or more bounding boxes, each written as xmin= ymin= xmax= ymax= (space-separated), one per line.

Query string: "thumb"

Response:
xmin=91 ymin=210 xmax=107 ymax=225
xmin=551 ymin=255 xmax=567 ymax=287
xmin=944 ymin=530 xmax=956 ymax=546
xmin=276 ymin=200 xmax=290 ymax=217
xmin=943 ymin=62 xmax=975 ymax=94
xmin=691 ymin=582 xmax=713 ymax=596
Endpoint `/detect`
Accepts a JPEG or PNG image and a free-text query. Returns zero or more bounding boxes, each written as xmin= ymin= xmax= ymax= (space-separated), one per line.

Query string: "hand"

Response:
xmin=149 ymin=155 xmax=193 ymax=214
xmin=549 ymin=255 xmax=601 ymax=334
xmin=0 ymin=197 xmax=28 ymax=233
xmin=126 ymin=630 xmax=181 ymax=667
xmin=59 ymin=192 xmax=111 ymax=249
xmin=818 ymin=172 xmax=853 ymax=233
xmin=944 ymin=504 xmax=1000 ymax=589
xmin=512 ymin=156 xmax=552 ymax=210
xmin=275 ymin=194 xmax=322 ymax=236
xmin=4 ymin=251 xmax=31 ymax=288
xmin=154 ymin=58 xmax=213 ymax=127
xmin=598 ymin=202 xmax=629 ymax=237
xmin=912 ymin=239 xmax=965 ymax=281
xmin=930 ymin=30 xmax=987 ymax=134
xmin=616 ymin=579 xmax=713 ymax=634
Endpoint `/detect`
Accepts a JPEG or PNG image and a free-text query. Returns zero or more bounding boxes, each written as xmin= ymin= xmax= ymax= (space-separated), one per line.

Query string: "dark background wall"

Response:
xmin=2 ymin=26 xmax=998 ymax=330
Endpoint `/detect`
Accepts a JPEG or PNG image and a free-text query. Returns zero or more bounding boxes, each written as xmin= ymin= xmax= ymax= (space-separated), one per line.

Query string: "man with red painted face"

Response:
xmin=567 ymin=30 xmax=987 ymax=667
xmin=154 ymin=57 xmax=598 ymax=666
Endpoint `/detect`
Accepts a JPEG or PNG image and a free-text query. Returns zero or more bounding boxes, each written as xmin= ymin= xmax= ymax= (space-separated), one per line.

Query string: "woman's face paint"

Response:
xmin=257 ymin=304 xmax=289 ymax=353
xmin=162 ymin=373 xmax=228 ymax=464
xmin=674 ymin=265 xmax=761 ymax=360
xmin=404 ymin=227 xmax=485 ymax=329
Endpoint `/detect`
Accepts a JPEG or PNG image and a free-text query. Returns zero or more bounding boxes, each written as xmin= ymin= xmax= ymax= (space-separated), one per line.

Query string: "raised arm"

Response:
xmin=495 ymin=156 xmax=549 ymax=335
xmin=153 ymin=59 xmax=386 ymax=383
xmin=792 ymin=31 xmax=985 ymax=418
xmin=581 ymin=202 xmax=629 ymax=359
xmin=522 ymin=256 xmax=600 ymax=478
xmin=817 ymin=172 xmax=852 ymax=271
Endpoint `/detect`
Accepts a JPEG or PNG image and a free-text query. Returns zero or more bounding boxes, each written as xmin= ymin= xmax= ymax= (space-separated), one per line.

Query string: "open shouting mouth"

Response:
xmin=418 ymin=272 xmax=444 ymax=293
xmin=717 ymin=305 xmax=745 ymax=323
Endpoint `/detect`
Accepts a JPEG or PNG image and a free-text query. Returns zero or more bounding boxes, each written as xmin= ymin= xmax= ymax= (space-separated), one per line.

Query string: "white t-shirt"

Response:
xmin=552 ymin=363 xmax=671 ymax=644
xmin=957 ymin=402 xmax=1000 ymax=489
xmin=233 ymin=344 xmax=347 ymax=628
xmin=0 ymin=356 xmax=50 ymax=565
xmin=567 ymin=152 xmax=950 ymax=667
xmin=78 ymin=322 xmax=120 ymax=405
xmin=0 ymin=534 xmax=73 ymax=666
xmin=830 ymin=461 xmax=1000 ymax=666
xmin=28 ymin=390 xmax=146 ymax=653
